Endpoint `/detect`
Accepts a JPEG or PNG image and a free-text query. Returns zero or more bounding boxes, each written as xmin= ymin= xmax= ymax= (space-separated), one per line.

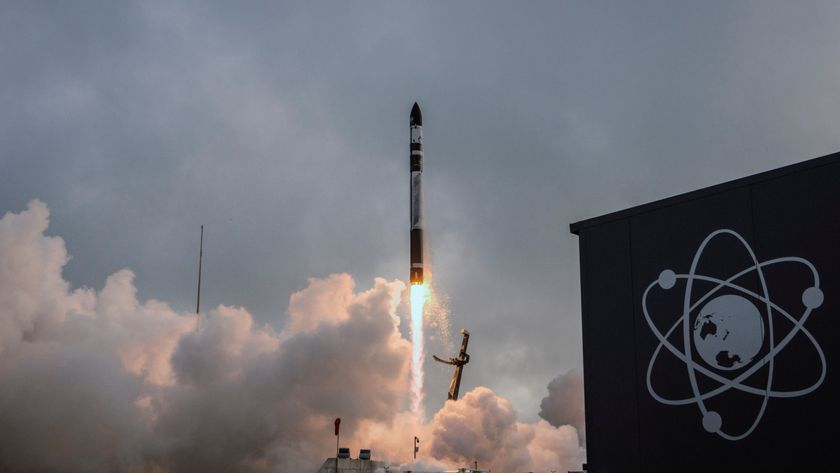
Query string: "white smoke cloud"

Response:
xmin=0 ymin=200 xmax=188 ymax=471
xmin=0 ymin=201 xmax=585 ymax=472
xmin=539 ymin=369 xmax=586 ymax=445
xmin=430 ymin=387 xmax=585 ymax=473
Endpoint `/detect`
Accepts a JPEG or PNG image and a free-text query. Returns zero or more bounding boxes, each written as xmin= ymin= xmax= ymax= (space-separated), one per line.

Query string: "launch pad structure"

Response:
xmin=433 ymin=329 xmax=471 ymax=401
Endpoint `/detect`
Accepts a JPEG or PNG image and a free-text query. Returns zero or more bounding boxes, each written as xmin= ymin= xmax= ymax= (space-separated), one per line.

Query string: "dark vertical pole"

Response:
xmin=334 ymin=418 xmax=340 ymax=473
xmin=196 ymin=225 xmax=203 ymax=314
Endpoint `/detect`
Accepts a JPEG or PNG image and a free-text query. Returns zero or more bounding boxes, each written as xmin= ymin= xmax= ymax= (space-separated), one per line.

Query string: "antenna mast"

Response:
xmin=196 ymin=225 xmax=203 ymax=314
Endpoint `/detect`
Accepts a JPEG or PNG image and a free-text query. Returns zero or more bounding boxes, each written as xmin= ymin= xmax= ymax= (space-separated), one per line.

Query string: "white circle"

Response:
xmin=693 ymin=294 xmax=764 ymax=371
xmin=702 ymin=411 xmax=722 ymax=433
xmin=802 ymin=287 xmax=824 ymax=309
xmin=658 ymin=269 xmax=676 ymax=289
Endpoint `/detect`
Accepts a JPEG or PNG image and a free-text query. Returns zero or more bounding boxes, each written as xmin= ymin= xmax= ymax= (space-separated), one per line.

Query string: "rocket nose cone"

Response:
xmin=410 ymin=102 xmax=422 ymax=126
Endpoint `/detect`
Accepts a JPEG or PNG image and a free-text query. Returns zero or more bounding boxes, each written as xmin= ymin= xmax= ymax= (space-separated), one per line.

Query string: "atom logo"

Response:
xmin=642 ymin=229 xmax=827 ymax=441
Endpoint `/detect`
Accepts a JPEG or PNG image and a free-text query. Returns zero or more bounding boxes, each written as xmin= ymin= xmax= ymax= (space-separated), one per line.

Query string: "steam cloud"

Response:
xmin=0 ymin=201 xmax=585 ymax=472
xmin=539 ymin=369 xmax=586 ymax=445
xmin=430 ymin=388 xmax=584 ymax=473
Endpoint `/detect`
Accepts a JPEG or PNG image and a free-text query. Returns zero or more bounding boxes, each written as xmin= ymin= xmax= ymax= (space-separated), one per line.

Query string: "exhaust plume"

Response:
xmin=409 ymin=283 xmax=429 ymax=418
xmin=0 ymin=200 xmax=585 ymax=472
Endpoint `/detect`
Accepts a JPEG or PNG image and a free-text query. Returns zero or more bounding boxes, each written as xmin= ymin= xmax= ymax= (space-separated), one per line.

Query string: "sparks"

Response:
xmin=409 ymin=283 xmax=429 ymax=419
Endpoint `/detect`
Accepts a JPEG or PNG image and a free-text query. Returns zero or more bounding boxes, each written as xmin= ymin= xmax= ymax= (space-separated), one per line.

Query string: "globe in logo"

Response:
xmin=643 ymin=229 xmax=826 ymax=440
xmin=693 ymin=294 xmax=764 ymax=371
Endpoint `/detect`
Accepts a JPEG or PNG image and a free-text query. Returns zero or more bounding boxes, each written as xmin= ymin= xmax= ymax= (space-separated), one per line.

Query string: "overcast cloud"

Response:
xmin=3 ymin=0 xmax=840 ymax=427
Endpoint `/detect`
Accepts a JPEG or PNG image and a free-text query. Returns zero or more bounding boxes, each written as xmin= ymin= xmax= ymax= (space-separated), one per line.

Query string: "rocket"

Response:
xmin=410 ymin=102 xmax=424 ymax=285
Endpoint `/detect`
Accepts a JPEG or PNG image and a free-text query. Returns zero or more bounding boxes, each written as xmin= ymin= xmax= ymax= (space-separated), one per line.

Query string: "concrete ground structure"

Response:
xmin=316 ymin=457 xmax=487 ymax=473
xmin=316 ymin=457 xmax=387 ymax=473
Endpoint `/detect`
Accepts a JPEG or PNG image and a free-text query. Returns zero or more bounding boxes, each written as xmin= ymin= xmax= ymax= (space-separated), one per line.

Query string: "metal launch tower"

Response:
xmin=433 ymin=329 xmax=471 ymax=401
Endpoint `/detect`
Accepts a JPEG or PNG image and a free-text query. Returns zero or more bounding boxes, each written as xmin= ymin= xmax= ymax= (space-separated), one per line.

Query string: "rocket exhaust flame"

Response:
xmin=409 ymin=283 xmax=429 ymax=419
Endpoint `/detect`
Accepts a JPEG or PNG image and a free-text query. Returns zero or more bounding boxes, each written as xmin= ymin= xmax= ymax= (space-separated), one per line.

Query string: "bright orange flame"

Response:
xmin=409 ymin=283 xmax=429 ymax=419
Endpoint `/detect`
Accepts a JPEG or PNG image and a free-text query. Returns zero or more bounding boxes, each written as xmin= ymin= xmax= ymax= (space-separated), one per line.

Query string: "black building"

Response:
xmin=570 ymin=152 xmax=840 ymax=473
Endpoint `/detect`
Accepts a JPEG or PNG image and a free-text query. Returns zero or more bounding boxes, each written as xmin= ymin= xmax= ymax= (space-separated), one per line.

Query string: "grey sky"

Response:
xmin=3 ymin=0 xmax=840 ymax=420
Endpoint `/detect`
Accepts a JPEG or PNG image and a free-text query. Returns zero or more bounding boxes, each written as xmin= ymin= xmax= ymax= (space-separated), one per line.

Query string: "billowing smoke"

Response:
xmin=0 ymin=201 xmax=585 ymax=472
xmin=0 ymin=200 xmax=196 ymax=471
xmin=539 ymin=369 xmax=586 ymax=445
xmin=430 ymin=388 xmax=584 ymax=473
